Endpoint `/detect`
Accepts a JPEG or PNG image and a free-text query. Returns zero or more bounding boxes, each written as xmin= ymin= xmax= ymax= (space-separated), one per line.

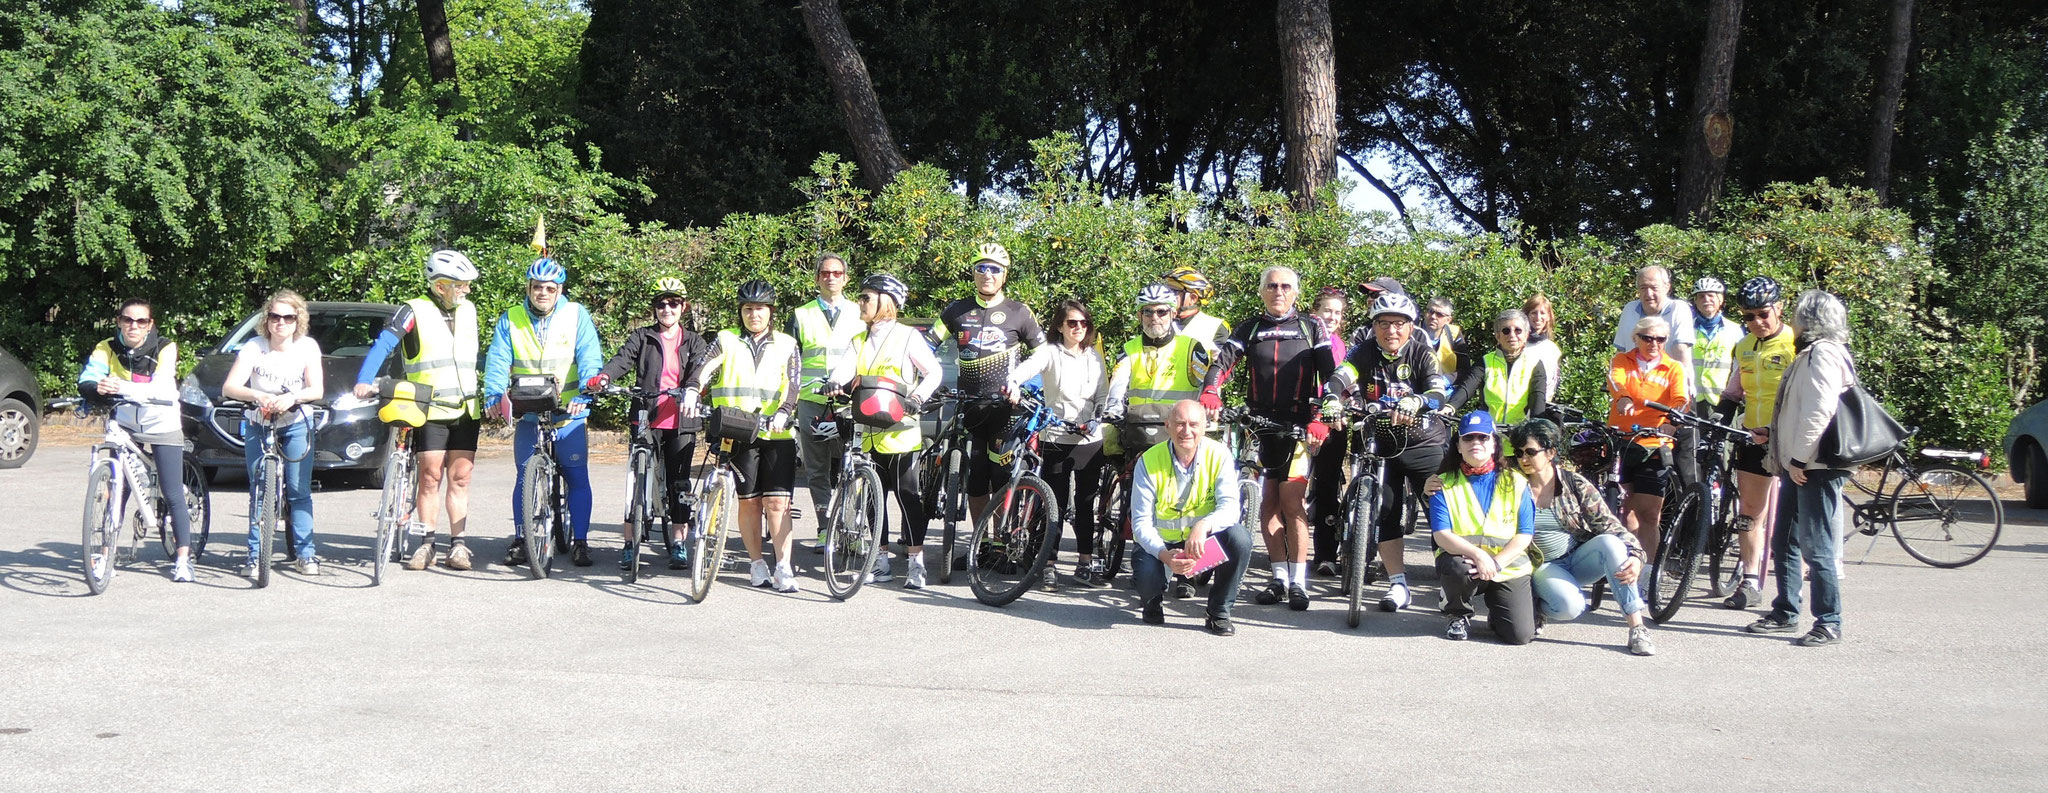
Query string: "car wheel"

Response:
xmin=2026 ymin=442 xmax=2048 ymax=510
xmin=0 ymin=397 xmax=36 ymax=469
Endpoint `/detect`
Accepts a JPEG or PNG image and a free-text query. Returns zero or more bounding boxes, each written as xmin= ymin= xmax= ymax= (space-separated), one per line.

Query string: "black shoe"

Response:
xmin=1745 ymin=615 xmax=1799 ymax=634
xmin=1723 ymin=582 xmax=1760 ymax=610
xmin=504 ymin=540 xmax=528 ymax=567
xmin=1287 ymin=584 xmax=1309 ymax=611
xmin=1254 ymin=580 xmax=1285 ymax=605
xmin=1141 ymin=598 xmax=1165 ymax=625
xmin=1446 ymin=615 xmax=1471 ymax=640
xmin=570 ymin=541 xmax=593 ymax=567
xmin=1172 ymin=580 xmax=1194 ymax=599
xmin=1798 ymin=624 xmax=1842 ymax=647
xmin=1205 ymin=616 xmax=1236 ymax=636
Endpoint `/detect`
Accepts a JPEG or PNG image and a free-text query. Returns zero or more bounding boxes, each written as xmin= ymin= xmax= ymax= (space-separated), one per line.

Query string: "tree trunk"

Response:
xmin=416 ymin=0 xmax=460 ymax=116
xmin=283 ymin=0 xmax=309 ymax=37
xmin=1277 ymin=0 xmax=1336 ymax=210
xmin=1865 ymin=0 xmax=1914 ymax=203
xmin=798 ymin=0 xmax=910 ymax=193
xmin=1676 ymin=0 xmax=1743 ymax=227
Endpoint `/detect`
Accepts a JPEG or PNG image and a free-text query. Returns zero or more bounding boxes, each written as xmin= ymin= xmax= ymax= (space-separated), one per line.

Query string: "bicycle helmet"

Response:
xmin=426 ymin=250 xmax=478 ymax=282
xmin=526 ymin=257 xmax=566 ymax=284
xmin=736 ymin=279 xmax=776 ymax=306
xmin=1163 ymin=265 xmax=1213 ymax=301
xmin=1368 ymin=292 xmax=1419 ymax=322
xmin=1691 ymin=276 xmax=1725 ymax=296
xmin=1136 ymin=282 xmax=1178 ymax=308
xmin=860 ymin=273 xmax=909 ymax=309
xmin=1735 ymin=276 xmax=1782 ymax=309
xmin=653 ymin=277 xmax=687 ymax=300
xmin=973 ymin=242 xmax=1011 ymax=270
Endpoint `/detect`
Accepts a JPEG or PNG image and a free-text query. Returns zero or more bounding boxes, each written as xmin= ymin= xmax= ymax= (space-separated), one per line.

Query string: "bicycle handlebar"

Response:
xmin=1219 ymin=407 xmax=1308 ymax=441
xmin=1644 ymin=400 xmax=1753 ymax=439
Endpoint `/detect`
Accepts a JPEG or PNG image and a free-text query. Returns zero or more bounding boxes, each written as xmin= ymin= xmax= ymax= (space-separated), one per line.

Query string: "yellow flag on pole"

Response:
xmin=529 ymin=215 xmax=548 ymax=254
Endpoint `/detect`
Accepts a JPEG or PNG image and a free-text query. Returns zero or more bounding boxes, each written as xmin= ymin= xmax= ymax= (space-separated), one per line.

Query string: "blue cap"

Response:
xmin=1459 ymin=411 xmax=1497 ymax=438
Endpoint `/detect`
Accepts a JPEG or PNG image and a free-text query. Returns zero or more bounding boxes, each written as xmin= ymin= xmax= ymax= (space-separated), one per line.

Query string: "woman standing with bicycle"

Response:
xmin=1307 ymin=288 xmax=1351 ymax=578
xmin=828 ymin=274 xmax=943 ymax=588
xmin=1744 ymin=290 xmax=1855 ymax=648
xmin=1022 ymin=297 xmax=1109 ymax=589
xmin=1714 ymin=276 xmax=1794 ymax=611
xmin=1512 ymin=419 xmax=1655 ymax=656
xmin=590 ymin=277 xmax=710 ymax=571
xmin=222 ymin=289 xmax=325 ymax=578
xmin=78 ymin=298 xmax=197 ymax=582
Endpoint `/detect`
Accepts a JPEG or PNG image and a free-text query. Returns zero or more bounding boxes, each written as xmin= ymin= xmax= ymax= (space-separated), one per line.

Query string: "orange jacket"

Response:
xmin=1607 ymin=350 xmax=1688 ymax=447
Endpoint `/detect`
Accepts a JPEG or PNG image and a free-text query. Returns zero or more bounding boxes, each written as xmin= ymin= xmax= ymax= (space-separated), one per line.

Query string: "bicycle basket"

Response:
xmin=378 ymin=381 xmax=430 ymax=428
xmin=506 ymin=374 xmax=560 ymax=416
xmin=705 ymin=406 xmax=761 ymax=441
xmin=1567 ymin=428 xmax=1606 ymax=473
xmin=851 ymin=375 xmax=912 ymax=429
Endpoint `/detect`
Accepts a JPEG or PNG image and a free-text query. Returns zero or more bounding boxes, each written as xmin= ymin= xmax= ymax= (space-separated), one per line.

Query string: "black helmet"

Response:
xmin=737 ymin=279 xmax=776 ymax=306
xmin=860 ymin=273 xmax=910 ymax=309
xmin=1735 ymin=276 xmax=1782 ymax=310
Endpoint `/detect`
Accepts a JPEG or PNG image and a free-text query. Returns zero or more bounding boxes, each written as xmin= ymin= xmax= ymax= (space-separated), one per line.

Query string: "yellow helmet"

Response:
xmin=653 ymin=277 xmax=687 ymax=299
xmin=974 ymin=242 xmax=1011 ymax=270
xmin=1164 ymin=265 xmax=1213 ymax=301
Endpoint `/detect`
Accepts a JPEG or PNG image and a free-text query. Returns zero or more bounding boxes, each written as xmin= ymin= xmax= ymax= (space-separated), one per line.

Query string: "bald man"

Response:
xmin=1128 ymin=400 xmax=1254 ymax=635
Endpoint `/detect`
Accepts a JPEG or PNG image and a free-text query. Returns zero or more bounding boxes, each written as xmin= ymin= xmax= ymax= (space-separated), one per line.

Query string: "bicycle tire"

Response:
xmin=1889 ymin=464 xmax=2003 ymax=568
xmin=550 ymin=466 xmax=573 ymax=557
xmin=1707 ymin=480 xmax=1742 ymax=597
xmin=1343 ymin=479 xmax=1379 ymax=628
xmin=1646 ymin=482 xmax=1707 ymax=623
xmin=519 ymin=455 xmax=555 ymax=580
xmin=159 ymin=457 xmax=211 ymax=562
xmin=372 ymin=450 xmax=411 ymax=586
xmin=81 ymin=460 xmax=120 ymax=595
xmin=255 ymin=456 xmax=280 ymax=588
xmin=824 ymin=462 xmax=885 ymax=600
xmin=1238 ymin=477 xmax=1262 ymax=539
xmin=968 ymin=476 xmax=1058 ymax=607
xmin=687 ymin=475 xmax=734 ymax=603
xmin=1091 ymin=464 xmax=1126 ymax=583
xmin=939 ymin=447 xmax=964 ymax=584
xmin=623 ymin=448 xmax=652 ymax=584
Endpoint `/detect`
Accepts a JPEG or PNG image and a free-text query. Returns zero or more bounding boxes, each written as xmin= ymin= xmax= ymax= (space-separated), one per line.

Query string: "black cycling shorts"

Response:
xmin=1255 ymin=432 xmax=1309 ymax=483
xmin=1731 ymin=440 xmax=1769 ymax=477
xmin=1621 ymin=442 xmax=1670 ymax=498
xmin=415 ymin=416 xmax=480 ymax=453
xmin=732 ymin=438 xmax=796 ymax=500
xmin=963 ymin=402 xmax=1019 ymax=497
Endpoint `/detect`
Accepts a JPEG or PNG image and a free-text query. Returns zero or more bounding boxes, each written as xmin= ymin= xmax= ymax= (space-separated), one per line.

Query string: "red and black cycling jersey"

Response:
xmin=1327 ymin=335 xmax=1454 ymax=446
xmin=1201 ymin=311 xmax=1336 ymax=423
xmin=929 ymin=296 xmax=1047 ymax=397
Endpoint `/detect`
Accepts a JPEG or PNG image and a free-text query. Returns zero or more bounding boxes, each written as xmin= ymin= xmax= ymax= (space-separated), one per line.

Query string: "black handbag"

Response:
xmin=1816 ymin=363 xmax=1907 ymax=467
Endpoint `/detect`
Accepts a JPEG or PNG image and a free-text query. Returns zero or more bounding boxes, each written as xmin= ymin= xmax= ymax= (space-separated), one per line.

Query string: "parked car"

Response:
xmin=180 ymin=302 xmax=402 ymax=479
xmin=2003 ymin=401 xmax=2048 ymax=508
xmin=0 ymin=345 xmax=44 ymax=468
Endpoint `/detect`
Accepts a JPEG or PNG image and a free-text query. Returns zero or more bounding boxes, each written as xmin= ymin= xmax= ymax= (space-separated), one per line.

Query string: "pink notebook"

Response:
xmin=1182 ymin=536 xmax=1229 ymax=576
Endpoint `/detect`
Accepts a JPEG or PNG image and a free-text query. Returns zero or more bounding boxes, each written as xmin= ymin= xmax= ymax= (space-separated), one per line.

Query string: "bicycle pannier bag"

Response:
xmin=705 ymin=406 xmax=761 ymax=441
xmin=506 ymin=374 xmax=560 ymax=416
xmin=851 ymin=375 xmax=913 ymax=429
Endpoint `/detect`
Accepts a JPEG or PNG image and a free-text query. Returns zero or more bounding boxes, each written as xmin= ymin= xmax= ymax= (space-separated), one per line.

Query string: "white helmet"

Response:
xmin=426 ymin=250 xmax=478 ymax=282
xmin=1136 ymin=282 xmax=1178 ymax=308
xmin=1369 ymin=292 xmax=1418 ymax=322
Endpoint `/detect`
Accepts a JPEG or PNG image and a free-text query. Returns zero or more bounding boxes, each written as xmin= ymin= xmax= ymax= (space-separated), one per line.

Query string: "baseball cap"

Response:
xmin=1459 ymin=411 xmax=1497 ymax=438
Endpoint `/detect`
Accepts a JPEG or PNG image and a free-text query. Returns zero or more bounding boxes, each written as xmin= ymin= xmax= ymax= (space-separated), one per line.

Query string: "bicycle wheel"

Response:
xmin=255 ymin=456 xmax=280 ymax=589
xmin=1343 ymin=479 xmax=1380 ymax=629
xmin=1090 ymin=464 xmax=1126 ymax=583
xmin=687 ymin=475 xmax=735 ymax=602
xmin=158 ymin=457 xmax=212 ymax=562
xmin=1708 ymin=482 xmax=1742 ymax=597
xmin=1890 ymin=464 xmax=2003 ymax=568
xmin=519 ymin=455 xmax=555 ymax=580
xmin=968 ymin=476 xmax=1057 ymax=607
xmin=81 ymin=460 xmax=120 ymax=595
xmin=939 ymin=447 xmax=965 ymax=584
xmin=1238 ymin=477 xmax=1262 ymax=538
xmin=623 ymin=449 xmax=653 ymax=584
xmin=824 ymin=462 xmax=885 ymax=600
xmin=371 ymin=451 xmax=412 ymax=586
xmin=1645 ymin=482 xmax=1707 ymax=623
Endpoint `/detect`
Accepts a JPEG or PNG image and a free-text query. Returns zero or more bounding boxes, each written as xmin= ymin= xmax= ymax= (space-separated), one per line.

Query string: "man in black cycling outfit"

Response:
xmin=927 ymin=242 xmax=1051 ymax=528
xmin=1198 ymin=266 xmax=1335 ymax=611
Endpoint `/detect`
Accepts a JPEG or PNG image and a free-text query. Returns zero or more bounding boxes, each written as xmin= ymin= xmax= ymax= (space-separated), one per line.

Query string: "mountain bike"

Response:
xmin=931 ymin=389 xmax=1011 ymax=585
xmin=1641 ymin=400 xmax=1748 ymax=623
xmin=509 ymin=377 xmax=573 ymax=580
xmin=679 ymin=411 xmax=751 ymax=602
xmin=62 ymin=395 xmax=212 ymax=595
xmin=1842 ymin=435 xmax=2002 ymax=568
xmin=604 ymin=384 xmax=691 ymax=584
xmin=224 ymin=399 xmax=327 ymax=589
xmin=1089 ymin=423 xmax=1138 ymax=586
xmin=1220 ymin=407 xmax=1309 ymax=597
xmin=1329 ymin=401 xmax=1416 ymax=628
xmin=812 ymin=383 xmax=888 ymax=600
xmin=966 ymin=390 xmax=1079 ymax=607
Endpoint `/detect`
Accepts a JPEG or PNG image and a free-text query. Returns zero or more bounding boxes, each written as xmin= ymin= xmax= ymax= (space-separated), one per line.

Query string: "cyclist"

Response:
xmin=685 ymin=279 xmax=802 ymax=593
xmin=1307 ymin=287 xmax=1351 ymax=576
xmin=1105 ymin=284 xmax=1216 ymax=593
xmin=1714 ymin=276 xmax=1794 ymax=610
xmin=1454 ymin=309 xmax=1550 ymax=425
xmin=1607 ymin=315 xmax=1689 ymax=564
xmin=588 ymin=277 xmax=710 ymax=571
xmin=1420 ymin=297 xmax=1466 ymax=385
xmin=222 ymin=289 xmax=325 ymax=578
xmin=1612 ymin=264 xmax=1695 ymax=375
xmin=1163 ymin=265 xmax=1229 ymax=348
xmin=1322 ymin=291 xmax=1453 ymax=612
xmin=1522 ymin=293 xmax=1563 ymax=402
xmin=1198 ymin=266 xmax=1335 ymax=611
xmin=926 ymin=242 xmax=1050 ymax=533
xmin=1129 ymin=400 xmax=1251 ymax=636
xmin=1513 ymin=419 xmax=1654 ymax=656
xmin=1689 ymin=277 xmax=1743 ymax=406
xmin=1430 ymin=411 xmax=1536 ymax=644
xmin=789 ymin=252 xmax=862 ymax=550
xmin=1022 ymin=297 xmax=1109 ymax=589
xmin=78 ymin=298 xmax=196 ymax=582
xmin=484 ymin=257 xmax=607 ymax=569
xmin=1345 ymin=275 xmax=1408 ymax=351
xmin=827 ymin=273 xmax=943 ymax=587
xmin=352 ymin=250 xmax=483 ymax=571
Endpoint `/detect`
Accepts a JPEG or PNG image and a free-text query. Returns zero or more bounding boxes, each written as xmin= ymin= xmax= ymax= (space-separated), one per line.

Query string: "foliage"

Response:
xmin=1926 ymin=121 xmax=2048 ymax=406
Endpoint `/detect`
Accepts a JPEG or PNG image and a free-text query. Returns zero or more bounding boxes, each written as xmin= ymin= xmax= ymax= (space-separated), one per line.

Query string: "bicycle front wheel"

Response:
xmin=939 ymin=448 xmax=965 ymax=584
xmin=824 ymin=462 xmax=886 ymax=600
xmin=687 ymin=474 xmax=735 ymax=603
xmin=81 ymin=461 xmax=120 ymax=595
xmin=1646 ymin=482 xmax=1707 ymax=623
xmin=372 ymin=451 xmax=413 ymax=586
xmin=1238 ymin=477 xmax=1262 ymax=539
xmin=968 ymin=476 xmax=1058 ymax=607
xmin=519 ymin=455 xmax=556 ymax=580
xmin=622 ymin=449 xmax=653 ymax=584
xmin=1091 ymin=463 xmax=1127 ymax=583
xmin=1343 ymin=479 xmax=1380 ymax=628
xmin=1890 ymin=465 xmax=2003 ymax=568
xmin=255 ymin=456 xmax=281 ymax=588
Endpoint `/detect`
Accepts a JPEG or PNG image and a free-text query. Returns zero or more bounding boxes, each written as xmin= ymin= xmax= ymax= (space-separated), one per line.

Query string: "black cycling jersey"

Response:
xmin=1202 ymin=311 xmax=1335 ymax=422
xmin=930 ymin=295 xmax=1047 ymax=396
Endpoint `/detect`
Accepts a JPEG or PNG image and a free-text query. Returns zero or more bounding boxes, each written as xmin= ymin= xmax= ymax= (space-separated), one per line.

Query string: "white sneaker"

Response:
xmin=241 ymin=560 xmax=261 ymax=580
xmin=866 ymin=554 xmax=894 ymax=583
xmin=749 ymin=559 xmax=771 ymax=587
xmin=1379 ymin=582 xmax=1411 ymax=612
xmin=904 ymin=556 xmax=927 ymax=590
xmin=171 ymin=557 xmax=194 ymax=583
xmin=772 ymin=564 xmax=799 ymax=593
xmin=296 ymin=556 xmax=320 ymax=576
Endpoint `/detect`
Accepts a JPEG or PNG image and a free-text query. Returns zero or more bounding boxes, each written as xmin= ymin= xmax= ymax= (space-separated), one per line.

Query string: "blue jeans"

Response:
xmin=1533 ymin=533 xmax=1646 ymax=619
xmin=1133 ymin=523 xmax=1253 ymax=620
xmin=512 ymin=415 xmax=593 ymax=540
xmin=243 ymin=419 xmax=316 ymax=560
xmin=1769 ymin=469 xmax=1847 ymax=629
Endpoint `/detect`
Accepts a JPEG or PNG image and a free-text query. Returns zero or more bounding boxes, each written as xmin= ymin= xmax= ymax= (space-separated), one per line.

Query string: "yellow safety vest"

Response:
xmin=1735 ymin=328 xmax=1798 ymax=429
xmin=853 ymin=323 xmax=922 ymax=455
xmin=1481 ymin=350 xmax=1536 ymax=425
xmin=710 ymin=328 xmax=798 ymax=441
xmin=1141 ymin=438 xmax=1233 ymax=543
xmin=1433 ymin=324 xmax=1462 ymax=377
xmin=508 ymin=303 xmax=581 ymax=408
xmin=1435 ymin=469 xmax=1533 ymax=581
xmin=1178 ymin=311 xmax=1227 ymax=347
xmin=402 ymin=297 xmax=480 ymax=420
xmin=1692 ymin=319 xmax=1742 ymax=406
xmin=792 ymin=297 xmax=861 ymax=405
xmin=1121 ymin=334 xmax=1209 ymax=426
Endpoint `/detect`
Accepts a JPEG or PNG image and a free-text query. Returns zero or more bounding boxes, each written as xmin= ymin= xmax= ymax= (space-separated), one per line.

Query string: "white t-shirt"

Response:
xmin=237 ymin=335 xmax=323 ymax=426
xmin=1613 ymin=299 xmax=1695 ymax=358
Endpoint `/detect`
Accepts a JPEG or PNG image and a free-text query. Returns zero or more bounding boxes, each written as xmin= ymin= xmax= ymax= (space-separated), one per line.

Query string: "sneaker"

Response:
xmin=1287 ymin=584 xmax=1309 ymax=611
xmin=1041 ymin=566 xmax=1058 ymax=591
xmin=1254 ymin=580 xmax=1286 ymax=605
xmin=904 ymin=556 xmax=927 ymax=590
xmin=1315 ymin=560 xmax=1340 ymax=578
xmin=171 ymin=557 xmax=194 ymax=583
xmin=1723 ymin=582 xmax=1760 ymax=610
xmin=619 ymin=546 xmax=638 ymax=572
xmin=1745 ymin=616 xmax=1799 ymax=634
xmin=1141 ymin=598 xmax=1165 ymax=625
xmin=667 ymin=542 xmax=689 ymax=570
xmin=405 ymin=541 xmax=437 ymax=571
xmin=1172 ymin=579 xmax=1194 ymax=599
xmin=1798 ymin=625 xmax=1842 ymax=647
xmin=1628 ymin=625 xmax=1657 ymax=656
xmin=1445 ymin=615 xmax=1471 ymax=641
xmin=1379 ymin=582 xmax=1412 ymax=612
xmin=1072 ymin=563 xmax=1098 ymax=588
xmin=772 ymin=565 xmax=799 ymax=593
xmin=241 ymin=560 xmax=261 ymax=580
xmin=443 ymin=543 xmax=473 ymax=571
xmin=570 ymin=541 xmax=593 ymax=567
xmin=1534 ymin=614 xmax=1546 ymax=637
xmin=1205 ymin=616 xmax=1236 ymax=636
xmin=749 ymin=559 xmax=771 ymax=587
xmin=867 ymin=555 xmax=895 ymax=584
xmin=296 ymin=556 xmax=320 ymax=576
xmin=505 ymin=540 xmax=529 ymax=568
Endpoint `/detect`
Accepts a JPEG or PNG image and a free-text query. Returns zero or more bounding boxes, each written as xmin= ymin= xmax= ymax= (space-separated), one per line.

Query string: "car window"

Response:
xmin=222 ymin=309 xmax=390 ymax=356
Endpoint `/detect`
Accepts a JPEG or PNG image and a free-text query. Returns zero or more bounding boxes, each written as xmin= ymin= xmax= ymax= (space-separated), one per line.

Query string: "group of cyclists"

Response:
xmin=78 ymin=244 xmax=1811 ymax=653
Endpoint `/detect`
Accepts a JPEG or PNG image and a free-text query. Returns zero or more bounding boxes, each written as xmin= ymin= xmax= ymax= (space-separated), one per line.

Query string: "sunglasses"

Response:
xmin=817 ymin=270 xmax=847 ymax=278
xmin=655 ymin=299 xmax=684 ymax=309
xmin=1262 ymin=283 xmax=1297 ymax=291
xmin=1496 ymin=327 xmax=1527 ymax=336
xmin=1742 ymin=310 xmax=1772 ymax=321
xmin=1637 ymin=334 xmax=1667 ymax=344
xmin=1140 ymin=307 xmax=1174 ymax=318
xmin=973 ymin=264 xmax=1004 ymax=275
xmin=1517 ymin=446 xmax=1546 ymax=457
xmin=117 ymin=316 xmax=153 ymax=326
xmin=267 ymin=313 xmax=299 ymax=324
xmin=1064 ymin=319 xmax=1091 ymax=328
xmin=1373 ymin=318 xmax=1411 ymax=328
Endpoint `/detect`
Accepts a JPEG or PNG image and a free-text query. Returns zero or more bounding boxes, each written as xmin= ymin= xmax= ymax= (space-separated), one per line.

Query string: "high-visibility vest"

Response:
xmin=1178 ymin=311 xmax=1227 ymax=347
xmin=709 ymin=328 xmax=798 ymax=441
xmin=1433 ymin=324 xmax=1463 ymax=377
xmin=508 ymin=302 xmax=582 ymax=408
xmin=1692 ymin=319 xmax=1743 ymax=405
xmin=854 ymin=323 xmax=922 ymax=455
xmin=1121 ymin=334 xmax=1208 ymax=426
xmin=1481 ymin=350 xmax=1536 ymax=425
xmin=402 ymin=297 xmax=479 ymax=420
xmin=1140 ymin=438 xmax=1233 ymax=543
xmin=1735 ymin=328 xmax=1798 ymax=429
xmin=792 ymin=297 xmax=861 ymax=404
xmin=1435 ymin=469 xmax=1533 ymax=581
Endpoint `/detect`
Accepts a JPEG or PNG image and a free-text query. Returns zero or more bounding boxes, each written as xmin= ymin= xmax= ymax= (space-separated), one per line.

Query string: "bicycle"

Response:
xmin=366 ymin=379 xmax=464 ymax=586
xmin=603 ymin=384 xmax=691 ymax=584
xmin=927 ymin=388 xmax=1011 ymax=585
xmin=1219 ymin=407 xmax=1309 ymax=594
xmin=508 ymin=375 xmax=574 ymax=581
xmin=1841 ymin=432 xmax=2002 ymax=568
xmin=678 ymin=407 xmax=752 ymax=602
xmin=222 ymin=398 xmax=327 ymax=589
xmin=1088 ymin=421 xmax=1138 ymax=586
xmin=1640 ymin=400 xmax=1750 ymax=623
xmin=1327 ymin=401 xmax=1417 ymax=628
xmin=965 ymin=389 xmax=1079 ymax=607
xmin=811 ymin=382 xmax=888 ymax=600
xmin=62 ymin=395 xmax=212 ymax=595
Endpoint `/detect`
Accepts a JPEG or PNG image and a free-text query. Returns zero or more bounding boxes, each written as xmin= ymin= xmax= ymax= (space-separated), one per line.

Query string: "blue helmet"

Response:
xmin=526 ymin=257 xmax=567 ymax=285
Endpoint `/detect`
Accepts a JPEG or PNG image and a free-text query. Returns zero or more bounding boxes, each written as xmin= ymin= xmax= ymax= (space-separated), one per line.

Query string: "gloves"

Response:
xmin=1320 ymin=398 xmax=1344 ymax=419
xmin=1198 ymin=391 xmax=1223 ymax=412
xmin=585 ymin=374 xmax=609 ymax=392
xmin=902 ymin=395 xmax=924 ymax=416
xmin=769 ymin=413 xmax=791 ymax=434
xmin=1395 ymin=395 xmax=1424 ymax=415
xmin=679 ymin=389 xmax=701 ymax=418
xmin=1305 ymin=420 xmax=1329 ymax=444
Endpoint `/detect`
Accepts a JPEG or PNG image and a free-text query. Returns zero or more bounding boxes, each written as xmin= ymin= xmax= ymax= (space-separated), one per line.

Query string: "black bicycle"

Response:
xmin=1842 ymin=432 xmax=2003 ymax=568
xmin=508 ymin=375 xmax=573 ymax=580
xmin=1329 ymin=401 xmax=1422 ymax=628
xmin=966 ymin=390 xmax=1079 ymax=607
xmin=1640 ymin=400 xmax=1750 ymax=623
xmin=604 ymin=384 xmax=690 ymax=584
xmin=926 ymin=388 xmax=1012 ymax=585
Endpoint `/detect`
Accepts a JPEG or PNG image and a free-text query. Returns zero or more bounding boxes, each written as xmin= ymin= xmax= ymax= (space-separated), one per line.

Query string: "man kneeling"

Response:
xmin=1130 ymin=400 xmax=1253 ymax=635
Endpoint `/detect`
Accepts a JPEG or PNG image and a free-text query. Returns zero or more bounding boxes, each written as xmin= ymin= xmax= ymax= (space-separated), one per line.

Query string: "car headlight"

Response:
xmin=179 ymin=375 xmax=211 ymax=408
